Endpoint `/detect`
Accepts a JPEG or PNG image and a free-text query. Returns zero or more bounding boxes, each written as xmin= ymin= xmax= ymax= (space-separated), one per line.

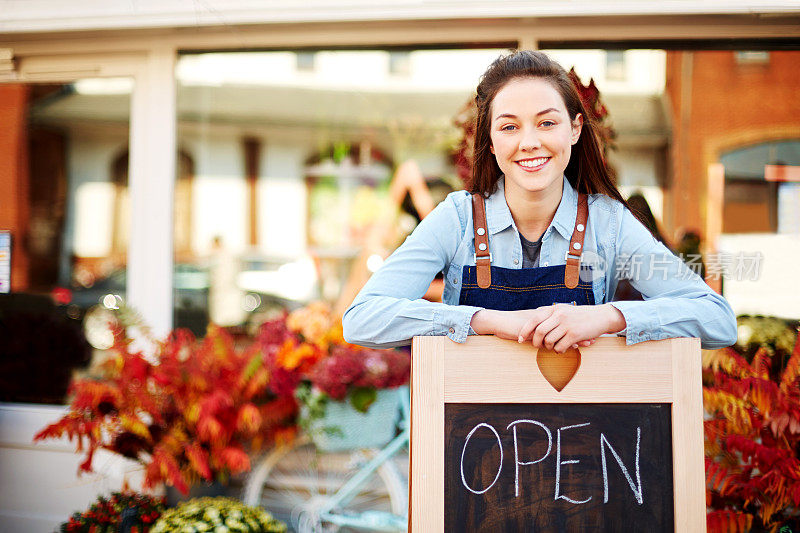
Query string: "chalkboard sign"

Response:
xmin=446 ymin=403 xmax=673 ymax=532
xmin=409 ymin=336 xmax=704 ymax=532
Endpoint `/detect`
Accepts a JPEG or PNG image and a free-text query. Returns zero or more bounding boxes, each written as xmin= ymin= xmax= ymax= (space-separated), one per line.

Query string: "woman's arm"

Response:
xmin=342 ymin=196 xmax=483 ymax=349
xmin=607 ymin=205 xmax=738 ymax=349
xmin=513 ymin=202 xmax=736 ymax=351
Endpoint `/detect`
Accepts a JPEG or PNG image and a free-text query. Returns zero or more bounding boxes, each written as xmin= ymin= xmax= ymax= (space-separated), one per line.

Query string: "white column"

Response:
xmin=128 ymin=47 xmax=176 ymax=338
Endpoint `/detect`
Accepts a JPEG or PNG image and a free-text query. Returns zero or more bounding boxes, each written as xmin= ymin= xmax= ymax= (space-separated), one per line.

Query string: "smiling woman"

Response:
xmin=343 ymin=50 xmax=738 ymax=352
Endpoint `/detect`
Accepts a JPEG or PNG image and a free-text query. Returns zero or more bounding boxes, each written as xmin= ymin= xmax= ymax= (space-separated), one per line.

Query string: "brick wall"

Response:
xmin=664 ymin=51 xmax=800 ymax=241
xmin=0 ymin=85 xmax=30 ymax=291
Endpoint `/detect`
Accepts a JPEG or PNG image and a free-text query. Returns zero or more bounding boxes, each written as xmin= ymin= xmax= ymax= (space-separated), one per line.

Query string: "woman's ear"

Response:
xmin=571 ymin=113 xmax=584 ymax=145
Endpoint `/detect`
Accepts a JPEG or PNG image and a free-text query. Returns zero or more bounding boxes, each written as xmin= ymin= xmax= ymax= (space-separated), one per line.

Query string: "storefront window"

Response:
xmin=174 ymin=49 xmax=505 ymax=335
xmin=167 ymin=47 xmax=799 ymax=336
xmin=0 ymin=79 xmax=132 ymax=403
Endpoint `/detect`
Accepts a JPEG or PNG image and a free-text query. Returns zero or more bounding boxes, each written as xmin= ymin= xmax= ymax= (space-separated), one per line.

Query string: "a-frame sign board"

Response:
xmin=409 ymin=336 xmax=705 ymax=532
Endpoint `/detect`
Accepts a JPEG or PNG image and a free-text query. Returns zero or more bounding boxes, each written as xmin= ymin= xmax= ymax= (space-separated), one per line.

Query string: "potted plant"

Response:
xmin=59 ymin=491 xmax=165 ymax=533
xmin=258 ymin=303 xmax=410 ymax=451
xmin=35 ymin=318 xmax=297 ymax=496
xmin=151 ymin=497 xmax=286 ymax=532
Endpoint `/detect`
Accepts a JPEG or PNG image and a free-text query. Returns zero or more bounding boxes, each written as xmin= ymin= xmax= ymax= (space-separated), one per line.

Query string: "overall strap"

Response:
xmin=564 ymin=193 xmax=589 ymax=289
xmin=471 ymin=193 xmax=492 ymax=288
xmin=472 ymin=192 xmax=588 ymax=290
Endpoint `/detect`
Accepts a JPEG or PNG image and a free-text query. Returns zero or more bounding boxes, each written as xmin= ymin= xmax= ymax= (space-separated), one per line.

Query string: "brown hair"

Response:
xmin=470 ymin=50 xmax=626 ymax=206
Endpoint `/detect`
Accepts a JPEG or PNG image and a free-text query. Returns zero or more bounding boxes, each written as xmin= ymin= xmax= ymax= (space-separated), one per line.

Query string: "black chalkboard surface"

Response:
xmin=445 ymin=403 xmax=674 ymax=533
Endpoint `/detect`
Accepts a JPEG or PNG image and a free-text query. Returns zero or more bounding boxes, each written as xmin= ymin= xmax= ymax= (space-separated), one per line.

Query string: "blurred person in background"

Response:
xmin=675 ymin=229 xmax=706 ymax=281
xmin=613 ymin=192 xmax=670 ymax=301
xmin=333 ymin=160 xmax=454 ymax=315
xmin=208 ymin=235 xmax=245 ymax=327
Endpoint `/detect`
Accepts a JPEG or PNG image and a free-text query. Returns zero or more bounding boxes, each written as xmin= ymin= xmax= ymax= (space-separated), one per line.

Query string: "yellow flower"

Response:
xmin=276 ymin=341 xmax=319 ymax=371
xmin=287 ymin=302 xmax=334 ymax=342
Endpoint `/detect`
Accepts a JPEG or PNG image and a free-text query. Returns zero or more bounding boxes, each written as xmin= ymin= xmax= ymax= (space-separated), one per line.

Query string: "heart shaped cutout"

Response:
xmin=536 ymin=346 xmax=581 ymax=392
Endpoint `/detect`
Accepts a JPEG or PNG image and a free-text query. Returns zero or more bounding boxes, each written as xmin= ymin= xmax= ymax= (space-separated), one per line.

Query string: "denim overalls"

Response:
xmin=459 ymin=192 xmax=595 ymax=310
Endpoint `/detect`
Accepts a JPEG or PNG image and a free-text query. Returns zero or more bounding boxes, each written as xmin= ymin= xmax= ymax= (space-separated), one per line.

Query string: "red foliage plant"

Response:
xmin=566 ymin=67 xmax=616 ymax=159
xmin=704 ymin=328 xmax=800 ymax=532
xmin=34 ymin=325 xmax=297 ymax=494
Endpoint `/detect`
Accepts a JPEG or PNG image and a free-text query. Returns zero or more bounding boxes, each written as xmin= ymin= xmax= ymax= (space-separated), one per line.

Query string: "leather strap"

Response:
xmin=471 ymin=193 xmax=492 ymax=289
xmin=471 ymin=192 xmax=588 ymax=290
xmin=564 ymin=193 xmax=589 ymax=289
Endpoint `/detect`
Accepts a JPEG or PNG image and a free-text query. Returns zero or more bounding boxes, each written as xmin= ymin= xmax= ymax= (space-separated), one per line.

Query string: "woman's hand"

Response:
xmin=470 ymin=307 xmax=554 ymax=341
xmin=517 ymin=303 xmax=626 ymax=353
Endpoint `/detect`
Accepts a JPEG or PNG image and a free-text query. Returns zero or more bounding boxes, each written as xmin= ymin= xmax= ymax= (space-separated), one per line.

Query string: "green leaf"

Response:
xmin=242 ymin=353 xmax=262 ymax=382
xmin=349 ymin=387 xmax=377 ymax=413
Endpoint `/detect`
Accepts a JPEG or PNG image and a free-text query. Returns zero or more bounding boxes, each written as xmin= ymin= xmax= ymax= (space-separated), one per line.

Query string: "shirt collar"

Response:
xmin=551 ymin=175 xmax=578 ymax=240
xmin=484 ymin=178 xmax=514 ymax=234
xmin=485 ymin=175 xmax=577 ymax=239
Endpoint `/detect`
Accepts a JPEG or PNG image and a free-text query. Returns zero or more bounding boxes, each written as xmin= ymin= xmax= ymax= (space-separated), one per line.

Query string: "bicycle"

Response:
xmin=242 ymin=386 xmax=410 ymax=532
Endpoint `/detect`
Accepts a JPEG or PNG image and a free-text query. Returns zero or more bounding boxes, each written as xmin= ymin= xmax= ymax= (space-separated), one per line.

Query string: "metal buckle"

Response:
xmin=474 ymin=253 xmax=493 ymax=262
xmin=565 ymin=251 xmax=582 ymax=262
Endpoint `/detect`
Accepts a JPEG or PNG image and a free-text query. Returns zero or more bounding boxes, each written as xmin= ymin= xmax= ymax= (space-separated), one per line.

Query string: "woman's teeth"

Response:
xmin=518 ymin=157 xmax=549 ymax=168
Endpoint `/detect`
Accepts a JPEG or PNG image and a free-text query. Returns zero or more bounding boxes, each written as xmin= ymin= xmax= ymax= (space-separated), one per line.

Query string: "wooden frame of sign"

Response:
xmin=409 ymin=335 xmax=705 ymax=532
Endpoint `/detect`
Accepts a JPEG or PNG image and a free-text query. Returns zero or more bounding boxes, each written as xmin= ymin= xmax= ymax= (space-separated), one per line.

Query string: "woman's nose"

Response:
xmin=519 ymin=129 xmax=541 ymax=151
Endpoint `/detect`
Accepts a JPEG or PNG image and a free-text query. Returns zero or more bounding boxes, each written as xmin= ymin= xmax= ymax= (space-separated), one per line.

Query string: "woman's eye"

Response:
xmin=540 ymin=120 xmax=556 ymax=127
xmin=500 ymin=124 xmax=517 ymax=131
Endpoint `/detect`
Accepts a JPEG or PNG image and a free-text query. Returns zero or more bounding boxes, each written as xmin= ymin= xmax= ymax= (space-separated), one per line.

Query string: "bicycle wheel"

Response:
xmin=243 ymin=436 xmax=407 ymax=533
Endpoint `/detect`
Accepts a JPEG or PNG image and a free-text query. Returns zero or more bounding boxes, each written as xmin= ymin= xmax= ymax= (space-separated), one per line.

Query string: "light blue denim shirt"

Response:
xmin=343 ymin=176 xmax=737 ymax=350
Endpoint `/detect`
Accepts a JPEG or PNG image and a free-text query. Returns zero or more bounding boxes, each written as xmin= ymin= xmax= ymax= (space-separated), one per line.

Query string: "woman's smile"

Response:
xmin=516 ymin=157 xmax=551 ymax=171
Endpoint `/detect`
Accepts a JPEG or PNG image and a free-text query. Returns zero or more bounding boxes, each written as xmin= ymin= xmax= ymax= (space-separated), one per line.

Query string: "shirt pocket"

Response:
xmin=581 ymin=247 xmax=606 ymax=304
xmin=591 ymin=274 xmax=606 ymax=304
xmin=442 ymin=263 xmax=463 ymax=304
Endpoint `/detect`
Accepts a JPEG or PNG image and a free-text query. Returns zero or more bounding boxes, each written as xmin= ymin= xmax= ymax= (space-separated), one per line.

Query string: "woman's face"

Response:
xmin=489 ymin=77 xmax=582 ymax=199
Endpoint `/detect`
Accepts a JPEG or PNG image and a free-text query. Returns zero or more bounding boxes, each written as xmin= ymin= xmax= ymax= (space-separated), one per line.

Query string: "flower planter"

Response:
xmin=304 ymin=389 xmax=401 ymax=452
